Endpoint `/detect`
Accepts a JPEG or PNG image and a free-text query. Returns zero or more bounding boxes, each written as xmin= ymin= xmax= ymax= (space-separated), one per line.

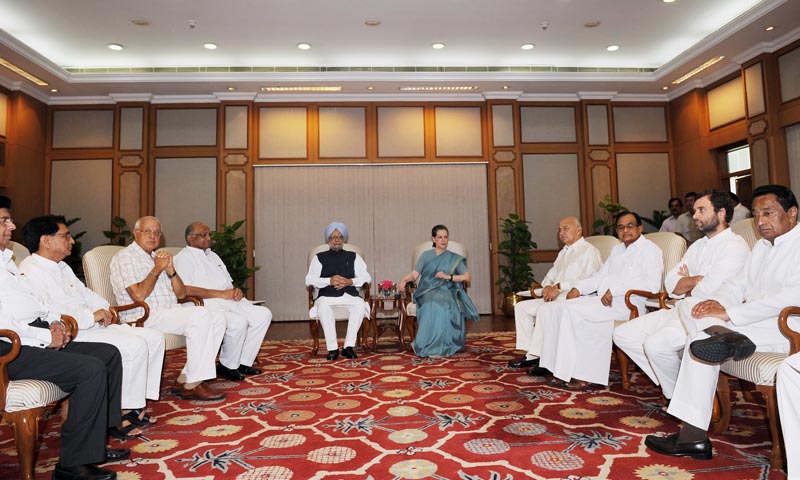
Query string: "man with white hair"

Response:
xmin=305 ymin=221 xmax=371 ymax=361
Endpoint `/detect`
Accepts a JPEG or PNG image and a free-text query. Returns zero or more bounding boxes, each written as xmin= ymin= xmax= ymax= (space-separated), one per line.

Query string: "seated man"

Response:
xmin=677 ymin=191 xmax=702 ymax=244
xmin=0 ymin=197 xmax=128 ymax=480
xmin=532 ymin=211 xmax=663 ymax=389
xmin=614 ymin=190 xmax=750 ymax=403
xmin=305 ymin=221 xmax=371 ymax=361
xmin=730 ymin=192 xmax=752 ymax=224
xmin=659 ymin=197 xmax=682 ymax=233
xmin=777 ymin=352 xmax=799 ymax=479
xmin=111 ymin=216 xmax=226 ymax=401
xmin=20 ymin=215 xmax=165 ymax=435
xmin=174 ymin=222 xmax=272 ymax=380
xmin=509 ymin=216 xmax=601 ymax=370
xmin=646 ymin=184 xmax=800 ymax=460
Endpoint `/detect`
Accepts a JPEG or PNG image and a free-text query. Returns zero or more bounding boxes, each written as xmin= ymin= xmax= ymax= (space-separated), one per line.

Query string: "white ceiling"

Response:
xmin=0 ymin=0 xmax=799 ymax=104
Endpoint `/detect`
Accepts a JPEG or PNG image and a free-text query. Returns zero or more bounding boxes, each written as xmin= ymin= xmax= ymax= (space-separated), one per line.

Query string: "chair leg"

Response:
xmin=615 ymin=347 xmax=631 ymax=390
xmin=757 ymin=385 xmax=785 ymax=470
xmin=4 ymin=406 xmax=46 ymax=480
xmin=711 ymin=374 xmax=732 ymax=434
xmin=309 ymin=320 xmax=320 ymax=356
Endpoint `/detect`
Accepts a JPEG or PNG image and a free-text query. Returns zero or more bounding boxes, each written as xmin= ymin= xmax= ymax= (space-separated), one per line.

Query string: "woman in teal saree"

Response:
xmin=399 ymin=225 xmax=479 ymax=357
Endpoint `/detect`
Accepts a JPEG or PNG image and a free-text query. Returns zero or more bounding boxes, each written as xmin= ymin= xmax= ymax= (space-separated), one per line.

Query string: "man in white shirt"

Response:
xmin=646 ymin=184 xmax=800 ymax=460
xmin=614 ymin=190 xmax=750 ymax=402
xmin=677 ymin=192 xmax=702 ymax=244
xmin=659 ymin=197 xmax=683 ymax=233
xmin=729 ymin=192 xmax=752 ymax=224
xmin=778 ymin=352 xmax=800 ymax=479
xmin=20 ymin=215 xmax=165 ymax=433
xmin=174 ymin=222 xmax=272 ymax=381
xmin=509 ymin=216 xmax=601 ymax=370
xmin=111 ymin=216 xmax=226 ymax=401
xmin=305 ymin=221 xmax=371 ymax=361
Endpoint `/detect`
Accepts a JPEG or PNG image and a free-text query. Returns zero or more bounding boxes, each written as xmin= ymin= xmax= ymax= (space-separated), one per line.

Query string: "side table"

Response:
xmin=367 ymin=296 xmax=406 ymax=352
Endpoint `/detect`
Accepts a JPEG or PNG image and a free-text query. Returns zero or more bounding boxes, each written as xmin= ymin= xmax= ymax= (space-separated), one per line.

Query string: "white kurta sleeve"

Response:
xmin=352 ymin=254 xmax=371 ymax=287
xmin=305 ymin=256 xmax=330 ymax=289
xmin=690 ymin=241 xmax=750 ymax=300
xmin=558 ymin=244 xmax=602 ymax=292
xmin=601 ymin=241 xmax=663 ymax=297
xmin=172 ymin=250 xmax=197 ymax=286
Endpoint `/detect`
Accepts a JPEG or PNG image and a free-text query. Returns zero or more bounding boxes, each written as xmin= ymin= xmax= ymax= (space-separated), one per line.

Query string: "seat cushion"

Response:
xmin=5 ymin=379 xmax=68 ymax=413
xmin=164 ymin=333 xmax=186 ymax=351
xmin=406 ymin=302 xmax=416 ymax=317
xmin=720 ymin=352 xmax=787 ymax=386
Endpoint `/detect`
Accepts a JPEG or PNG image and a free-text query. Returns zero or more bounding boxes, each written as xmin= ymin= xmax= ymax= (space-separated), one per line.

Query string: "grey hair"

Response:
xmin=134 ymin=216 xmax=160 ymax=230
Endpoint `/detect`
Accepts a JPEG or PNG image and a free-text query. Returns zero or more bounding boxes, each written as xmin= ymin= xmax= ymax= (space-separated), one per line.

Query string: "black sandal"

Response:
xmin=123 ymin=409 xmax=156 ymax=427
xmin=108 ymin=422 xmax=142 ymax=441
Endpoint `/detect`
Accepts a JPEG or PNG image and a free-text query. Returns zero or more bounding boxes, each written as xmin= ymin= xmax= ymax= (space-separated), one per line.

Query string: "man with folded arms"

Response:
xmin=778 ymin=352 xmax=800 ymax=479
xmin=20 ymin=215 xmax=165 ymax=436
xmin=531 ymin=211 xmax=663 ymax=390
xmin=174 ymin=221 xmax=271 ymax=380
xmin=508 ymin=216 xmax=601 ymax=372
xmin=614 ymin=190 xmax=750 ymax=404
xmin=0 ymin=197 xmax=128 ymax=480
xmin=111 ymin=216 xmax=226 ymax=401
xmin=646 ymin=184 xmax=800 ymax=460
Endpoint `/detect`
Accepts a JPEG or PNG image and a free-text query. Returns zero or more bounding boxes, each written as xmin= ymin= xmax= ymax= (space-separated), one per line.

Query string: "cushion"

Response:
xmin=164 ymin=333 xmax=187 ymax=351
xmin=720 ymin=351 xmax=787 ymax=386
xmin=5 ymin=379 xmax=68 ymax=413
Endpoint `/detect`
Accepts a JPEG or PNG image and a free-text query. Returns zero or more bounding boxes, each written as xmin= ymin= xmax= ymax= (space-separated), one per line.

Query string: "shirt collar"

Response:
xmin=772 ymin=223 xmax=800 ymax=247
xmin=30 ymin=253 xmax=61 ymax=271
xmin=130 ymin=240 xmax=155 ymax=259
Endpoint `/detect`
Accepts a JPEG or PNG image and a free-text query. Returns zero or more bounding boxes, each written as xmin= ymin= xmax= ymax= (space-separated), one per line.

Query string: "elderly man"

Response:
xmin=508 ymin=216 xmax=601 ymax=370
xmin=614 ymin=190 xmax=750 ymax=402
xmin=305 ymin=221 xmax=371 ymax=361
xmin=0 ymin=197 xmax=128 ymax=480
xmin=778 ymin=353 xmax=800 ymax=479
xmin=20 ymin=215 xmax=165 ymax=436
xmin=659 ymin=197 xmax=683 ymax=233
xmin=110 ymin=216 xmax=226 ymax=401
xmin=646 ymin=184 xmax=800 ymax=460
xmin=531 ymin=211 xmax=663 ymax=389
xmin=677 ymin=191 xmax=702 ymax=244
xmin=174 ymin=222 xmax=271 ymax=380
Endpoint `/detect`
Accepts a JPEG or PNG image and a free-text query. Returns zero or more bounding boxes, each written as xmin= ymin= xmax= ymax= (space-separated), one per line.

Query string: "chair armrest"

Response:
xmin=0 ymin=329 xmax=22 ymax=411
xmin=179 ymin=296 xmax=204 ymax=307
xmin=60 ymin=315 xmax=79 ymax=339
xmin=307 ymin=286 xmax=315 ymax=309
xmin=360 ymin=282 xmax=371 ymax=301
xmin=529 ymin=283 xmax=543 ymax=299
xmin=779 ymin=306 xmax=800 ymax=355
xmin=110 ymin=302 xmax=151 ymax=328
xmin=624 ymin=290 xmax=666 ymax=319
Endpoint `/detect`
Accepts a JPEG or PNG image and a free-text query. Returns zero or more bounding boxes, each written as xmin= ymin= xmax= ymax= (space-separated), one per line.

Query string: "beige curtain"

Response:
xmin=254 ymin=164 xmax=491 ymax=320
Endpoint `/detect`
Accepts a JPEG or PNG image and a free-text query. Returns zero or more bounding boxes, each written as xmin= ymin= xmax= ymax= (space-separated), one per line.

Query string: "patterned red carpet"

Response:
xmin=0 ymin=332 xmax=788 ymax=479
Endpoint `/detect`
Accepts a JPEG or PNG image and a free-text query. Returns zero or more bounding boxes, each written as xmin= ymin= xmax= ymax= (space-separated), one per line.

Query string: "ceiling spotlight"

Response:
xmin=107 ymin=43 xmax=123 ymax=51
xmin=521 ymin=43 xmax=535 ymax=50
xmin=431 ymin=43 xmax=445 ymax=49
xmin=203 ymin=43 xmax=218 ymax=50
xmin=606 ymin=45 xmax=620 ymax=51
xmin=367 ymin=86 xmax=374 ymax=90
xmin=364 ymin=20 xmax=381 ymax=27
xmin=50 ymin=88 xmax=59 ymax=93
xmin=765 ymin=26 xmax=775 ymax=31
xmin=227 ymin=87 xmax=235 ymax=91
xmin=131 ymin=18 xmax=149 ymax=26
xmin=662 ymin=86 xmax=669 ymax=90
xmin=297 ymin=43 xmax=311 ymax=50
xmin=503 ymin=85 xmax=509 ymax=90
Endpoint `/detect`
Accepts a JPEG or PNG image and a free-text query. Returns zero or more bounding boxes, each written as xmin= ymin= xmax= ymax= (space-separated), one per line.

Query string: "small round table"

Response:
xmin=367 ymin=295 xmax=406 ymax=352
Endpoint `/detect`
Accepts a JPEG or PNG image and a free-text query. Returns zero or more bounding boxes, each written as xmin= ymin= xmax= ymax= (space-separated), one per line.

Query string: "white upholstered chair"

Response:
xmin=583 ymin=235 xmax=620 ymax=263
xmin=731 ymin=217 xmax=760 ymax=249
xmin=307 ymin=243 xmax=370 ymax=356
xmin=9 ymin=241 xmax=30 ymax=266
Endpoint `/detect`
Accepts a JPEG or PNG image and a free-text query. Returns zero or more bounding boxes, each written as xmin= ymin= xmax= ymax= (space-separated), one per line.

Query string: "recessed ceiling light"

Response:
xmin=521 ymin=43 xmax=535 ymax=50
xmin=584 ymin=21 xmax=601 ymax=28
xmin=227 ymin=87 xmax=235 ymax=91
xmin=503 ymin=85 xmax=509 ymax=90
xmin=606 ymin=45 xmax=620 ymax=52
xmin=662 ymin=0 xmax=676 ymax=3
xmin=261 ymin=86 xmax=342 ymax=92
xmin=765 ymin=26 xmax=775 ymax=31
xmin=0 ymin=57 xmax=48 ymax=85
xmin=399 ymin=85 xmax=478 ymax=92
xmin=131 ymin=18 xmax=149 ymax=26
xmin=364 ymin=20 xmax=381 ymax=27
xmin=367 ymin=86 xmax=374 ymax=90
xmin=662 ymin=86 xmax=669 ymax=90
xmin=431 ymin=43 xmax=446 ymax=49
xmin=203 ymin=43 xmax=218 ymax=50
xmin=107 ymin=43 xmax=123 ymax=51
xmin=671 ymin=55 xmax=726 ymax=84
xmin=297 ymin=43 xmax=311 ymax=50
xmin=50 ymin=88 xmax=59 ymax=93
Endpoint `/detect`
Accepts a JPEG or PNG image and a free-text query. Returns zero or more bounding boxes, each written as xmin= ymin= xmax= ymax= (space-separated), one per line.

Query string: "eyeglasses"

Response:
xmin=0 ymin=217 xmax=14 ymax=225
xmin=328 ymin=235 xmax=344 ymax=241
xmin=190 ymin=232 xmax=211 ymax=238
xmin=136 ymin=229 xmax=162 ymax=237
xmin=51 ymin=232 xmax=72 ymax=239
xmin=616 ymin=223 xmax=638 ymax=232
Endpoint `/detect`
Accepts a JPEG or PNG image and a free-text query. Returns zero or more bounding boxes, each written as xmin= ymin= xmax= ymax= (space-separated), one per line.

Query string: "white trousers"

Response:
xmin=514 ymin=292 xmax=569 ymax=354
xmin=77 ymin=324 xmax=165 ymax=409
xmin=777 ymin=353 xmax=800 ymax=480
xmin=311 ymin=294 xmax=368 ymax=351
xmin=612 ymin=306 xmax=687 ymax=398
xmin=203 ymin=298 xmax=272 ymax=369
xmin=537 ymin=295 xmax=630 ymax=385
xmin=144 ymin=306 xmax=225 ymax=384
xmin=668 ymin=301 xmax=790 ymax=430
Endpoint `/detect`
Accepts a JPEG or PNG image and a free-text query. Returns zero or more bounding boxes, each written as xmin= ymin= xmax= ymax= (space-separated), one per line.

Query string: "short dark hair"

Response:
xmin=752 ymin=184 xmax=799 ymax=212
xmin=684 ymin=191 xmax=697 ymax=200
xmin=431 ymin=224 xmax=449 ymax=247
xmin=0 ymin=196 xmax=11 ymax=210
xmin=668 ymin=197 xmax=683 ymax=208
xmin=697 ymin=189 xmax=734 ymax=224
xmin=615 ymin=210 xmax=642 ymax=226
xmin=729 ymin=192 xmax=740 ymax=203
xmin=21 ymin=215 xmax=66 ymax=253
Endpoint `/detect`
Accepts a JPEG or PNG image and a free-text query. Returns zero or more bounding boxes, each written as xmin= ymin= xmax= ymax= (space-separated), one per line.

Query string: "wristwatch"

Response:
xmin=167 ymin=270 xmax=178 ymax=279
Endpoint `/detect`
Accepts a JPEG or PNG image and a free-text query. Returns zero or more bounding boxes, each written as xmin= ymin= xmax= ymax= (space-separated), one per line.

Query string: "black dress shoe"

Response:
xmin=53 ymin=463 xmax=117 ymax=479
xmin=645 ymin=433 xmax=712 ymax=460
xmin=508 ymin=356 xmax=539 ymax=369
xmin=217 ymin=363 xmax=245 ymax=381
xmin=342 ymin=346 xmax=358 ymax=359
xmin=690 ymin=331 xmax=756 ymax=363
xmin=238 ymin=364 xmax=262 ymax=375
xmin=326 ymin=349 xmax=340 ymax=361
xmin=526 ymin=366 xmax=551 ymax=377
xmin=105 ymin=447 xmax=131 ymax=462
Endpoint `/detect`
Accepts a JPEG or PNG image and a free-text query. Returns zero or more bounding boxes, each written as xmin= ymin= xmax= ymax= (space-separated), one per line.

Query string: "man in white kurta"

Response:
xmin=658 ymin=197 xmax=683 ymax=233
xmin=111 ymin=216 xmax=227 ymax=401
xmin=614 ymin=190 xmax=750 ymax=400
xmin=510 ymin=216 xmax=601 ymax=369
xmin=677 ymin=192 xmax=702 ymax=244
xmin=19 ymin=215 xmax=165 ymax=413
xmin=778 ymin=352 xmax=800 ymax=479
xmin=646 ymin=185 xmax=800 ymax=460
xmin=534 ymin=211 xmax=663 ymax=388
xmin=174 ymin=222 xmax=271 ymax=380
xmin=305 ymin=221 xmax=371 ymax=361
xmin=730 ymin=192 xmax=752 ymax=224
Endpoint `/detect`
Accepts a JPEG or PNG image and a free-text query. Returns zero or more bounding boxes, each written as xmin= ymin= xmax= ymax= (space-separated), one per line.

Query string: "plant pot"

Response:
xmin=501 ymin=293 xmax=522 ymax=318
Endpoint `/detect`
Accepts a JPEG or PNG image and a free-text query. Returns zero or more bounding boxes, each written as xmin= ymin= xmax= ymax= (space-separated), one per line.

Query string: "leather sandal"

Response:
xmin=123 ymin=408 xmax=156 ymax=427
xmin=108 ymin=422 xmax=142 ymax=441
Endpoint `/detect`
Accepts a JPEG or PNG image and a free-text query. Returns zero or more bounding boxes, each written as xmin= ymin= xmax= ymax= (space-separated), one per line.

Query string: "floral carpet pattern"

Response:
xmin=0 ymin=332 xmax=788 ymax=480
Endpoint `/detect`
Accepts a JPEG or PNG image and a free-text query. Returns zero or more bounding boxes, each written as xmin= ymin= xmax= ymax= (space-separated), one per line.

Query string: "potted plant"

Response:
xmin=593 ymin=194 xmax=627 ymax=235
xmin=496 ymin=213 xmax=537 ymax=317
xmin=211 ymin=220 xmax=260 ymax=293
xmin=102 ymin=216 xmax=133 ymax=246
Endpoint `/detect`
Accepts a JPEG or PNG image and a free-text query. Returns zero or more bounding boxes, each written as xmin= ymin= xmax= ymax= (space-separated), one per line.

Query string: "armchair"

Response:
xmin=9 ymin=241 xmax=30 ymax=266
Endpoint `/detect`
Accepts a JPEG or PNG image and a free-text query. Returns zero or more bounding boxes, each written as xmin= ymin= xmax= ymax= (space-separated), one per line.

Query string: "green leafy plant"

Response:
xmin=642 ymin=209 xmax=669 ymax=230
xmin=495 ymin=213 xmax=537 ymax=294
xmin=211 ymin=220 xmax=260 ymax=292
xmin=593 ymin=194 xmax=628 ymax=235
xmin=103 ymin=216 xmax=133 ymax=246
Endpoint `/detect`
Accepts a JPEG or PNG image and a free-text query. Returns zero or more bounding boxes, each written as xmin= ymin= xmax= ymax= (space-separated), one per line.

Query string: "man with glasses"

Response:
xmin=174 ymin=222 xmax=271 ymax=381
xmin=19 ymin=215 xmax=166 ymax=438
xmin=0 ymin=197 xmax=128 ymax=480
xmin=111 ymin=216 xmax=226 ymax=401
xmin=305 ymin=221 xmax=371 ymax=361
xmin=529 ymin=211 xmax=663 ymax=390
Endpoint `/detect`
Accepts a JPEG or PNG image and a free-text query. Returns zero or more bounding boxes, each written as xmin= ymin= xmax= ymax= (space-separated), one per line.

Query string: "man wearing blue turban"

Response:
xmin=305 ymin=222 xmax=371 ymax=360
